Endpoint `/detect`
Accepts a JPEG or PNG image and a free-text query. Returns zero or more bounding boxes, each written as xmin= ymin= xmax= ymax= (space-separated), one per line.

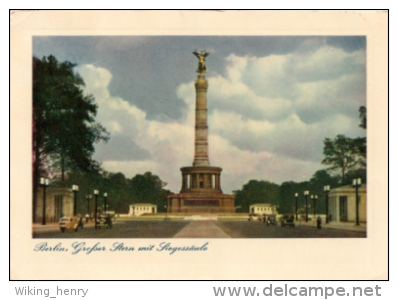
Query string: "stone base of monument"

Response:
xmin=167 ymin=191 xmax=235 ymax=214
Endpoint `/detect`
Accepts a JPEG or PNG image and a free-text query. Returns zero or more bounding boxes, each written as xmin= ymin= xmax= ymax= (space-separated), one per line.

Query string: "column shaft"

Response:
xmin=193 ymin=75 xmax=210 ymax=166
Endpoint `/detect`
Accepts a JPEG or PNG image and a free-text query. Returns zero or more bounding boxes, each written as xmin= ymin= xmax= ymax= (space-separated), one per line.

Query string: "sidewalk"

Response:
xmin=32 ymin=222 xmax=59 ymax=233
xmin=297 ymin=221 xmax=366 ymax=232
xmin=32 ymin=221 xmax=96 ymax=233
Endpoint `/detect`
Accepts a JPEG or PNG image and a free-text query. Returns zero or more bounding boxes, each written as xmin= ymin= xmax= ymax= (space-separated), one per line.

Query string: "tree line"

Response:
xmin=59 ymin=171 xmax=170 ymax=215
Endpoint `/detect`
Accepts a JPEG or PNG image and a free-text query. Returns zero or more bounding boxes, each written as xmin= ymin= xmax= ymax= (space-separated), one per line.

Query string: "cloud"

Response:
xmin=208 ymin=75 xmax=293 ymax=122
xmin=326 ymin=36 xmax=366 ymax=53
xmin=76 ymin=64 xmax=194 ymax=192
xmin=204 ymin=46 xmax=365 ymax=159
xmin=76 ymin=40 xmax=366 ymax=194
xmin=94 ymin=136 xmax=152 ymax=161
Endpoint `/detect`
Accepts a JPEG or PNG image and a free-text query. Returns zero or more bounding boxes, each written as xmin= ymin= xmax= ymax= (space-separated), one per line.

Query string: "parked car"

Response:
xmin=281 ymin=214 xmax=295 ymax=228
xmin=248 ymin=213 xmax=262 ymax=221
xmin=59 ymin=216 xmax=79 ymax=233
xmin=266 ymin=215 xmax=277 ymax=225
xmin=97 ymin=213 xmax=113 ymax=229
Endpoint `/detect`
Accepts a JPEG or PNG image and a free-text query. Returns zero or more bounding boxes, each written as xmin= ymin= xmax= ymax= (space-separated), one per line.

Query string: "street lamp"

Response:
xmin=324 ymin=185 xmax=330 ymax=223
xmin=103 ymin=193 xmax=108 ymax=213
xmin=164 ymin=205 xmax=168 ymax=221
xmin=311 ymin=195 xmax=318 ymax=219
xmin=72 ymin=184 xmax=79 ymax=216
xmin=352 ymin=178 xmax=362 ymax=226
xmin=94 ymin=190 xmax=99 ymax=229
xmin=304 ymin=190 xmax=309 ymax=222
xmin=294 ymin=193 xmax=298 ymax=221
xmin=86 ymin=195 xmax=92 ymax=216
xmin=40 ymin=178 xmax=49 ymax=225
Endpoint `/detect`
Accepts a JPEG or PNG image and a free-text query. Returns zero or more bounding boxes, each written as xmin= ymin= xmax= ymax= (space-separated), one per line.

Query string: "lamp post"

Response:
xmin=295 ymin=193 xmax=298 ymax=221
xmin=103 ymin=193 xmax=108 ymax=213
xmin=311 ymin=195 xmax=317 ymax=219
xmin=352 ymin=178 xmax=362 ymax=226
xmin=324 ymin=185 xmax=330 ymax=223
xmin=40 ymin=178 xmax=49 ymax=225
xmin=164 ymin=205 xmax=168 ymax=220
xmin=72 ymin=185 xmax=79 ymax=216
xmin=310 ymin=195 xmax=314 ymax=220
xmin=304 ymin=190 xmax=309 ymax=222
xmin=86 ymin=195 xmax=92 ymax=216
xmin=94 ymin=190 xmax=99 ymax=229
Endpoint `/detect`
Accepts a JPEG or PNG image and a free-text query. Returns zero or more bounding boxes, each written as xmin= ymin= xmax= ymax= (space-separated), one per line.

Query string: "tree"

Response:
xmin=55 ymin=170 xmax=170 ymax=215
xmin=353 ymin=136 xmax=366 ymax=167
xmin=343 ymin=168 xmax=367 ymax=186
xmin=308 ymin=170 xmax=342 ymax=213
xmin=279 ymin=181 xmax=298 ymax=214
xmin=32 ymin=55 xmax=109 ymax=221
xmin=359 ymin=106 xmax=366 ymax=129
xmin=321 ymin=105 xmax=366 ymax=186
xmin=356 ymin=106 xmax=367 ymax=166
xmin=321 ymin=135 xmax=358 ymax=183
xmin=235 ymin=180 xmax=280 ymax=213
xmin=130 ymin=172 xmax=170 ymax=212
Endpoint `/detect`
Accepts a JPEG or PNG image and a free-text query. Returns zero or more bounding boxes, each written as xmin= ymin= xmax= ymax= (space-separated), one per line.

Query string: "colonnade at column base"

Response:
xmin=167 ymin=192 xmax=236 ymax=214
xmin=166 ymin=165 xmax=236 ymax=214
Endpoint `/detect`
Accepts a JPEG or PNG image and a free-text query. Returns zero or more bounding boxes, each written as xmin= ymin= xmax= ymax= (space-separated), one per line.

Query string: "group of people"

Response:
xmin=262 ymin=215 xmax=277 ymax=225
xmin=76 ymin=213 xmax=113 ymax=229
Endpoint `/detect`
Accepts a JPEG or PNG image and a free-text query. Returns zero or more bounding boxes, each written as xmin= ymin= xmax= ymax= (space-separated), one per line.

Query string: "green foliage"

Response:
xmin=352 ymin=137 xmax=366 ymax=167
xmin=235 ymin=180 xmax=280 ymax=213
xmin=130 ymin=172 xmax=169 ymax=211
xmin=279 ymin=181 xmax=300 ymax=214
xmin=341 ymin=168 xmax=367 ymax=186
xmin=321 ymin=134 xmax=359 ymax=182
xmin=55 ymin=171 xmax=170 ymax=215
xmin=33 ymin=55 xmax=109 ymax=181
xmin=321 ymin=105 xmax=366 ymax=181
xmin=32 ymin=55 xmax=109 ymax=221
xmin=359 ymin=106 xmax=366 ymax=129
xmin=236 ymin=168 xmax=361 ymax=215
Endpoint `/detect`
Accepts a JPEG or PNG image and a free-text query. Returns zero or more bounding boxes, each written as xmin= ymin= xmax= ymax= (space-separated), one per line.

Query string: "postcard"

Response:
xmin=10 ymin=10 xmax=388 ymax=280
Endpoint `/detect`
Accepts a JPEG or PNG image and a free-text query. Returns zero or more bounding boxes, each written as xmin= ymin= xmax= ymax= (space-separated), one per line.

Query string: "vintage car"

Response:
xmin=59 ymin=216 xmax=79 ymax=233
xmin=97 ymin=213 xmax=113 ymax=229
xmin=265 ymin=214 xmax=277 ymax=225
xmin=247 ymin=213 xmax=262 ymax=221
xmin=280 ymin=214 xmax=295 ymax=228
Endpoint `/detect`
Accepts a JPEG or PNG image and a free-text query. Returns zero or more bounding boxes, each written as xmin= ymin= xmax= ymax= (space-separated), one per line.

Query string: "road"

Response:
xmin=33 ymin=220 xmax=366 ymax=238
xmin=215 ymin=221 xmax=366 ymax=238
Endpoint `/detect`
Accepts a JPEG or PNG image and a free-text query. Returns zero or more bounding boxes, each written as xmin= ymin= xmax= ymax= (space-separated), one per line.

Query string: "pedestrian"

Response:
xmin=106 ymin=216 xmax=112 ymax=229
xmin=317 ymin=216 xmax=322 ymax=229
xmin=78 ymin=214 xmax=84 ymax=229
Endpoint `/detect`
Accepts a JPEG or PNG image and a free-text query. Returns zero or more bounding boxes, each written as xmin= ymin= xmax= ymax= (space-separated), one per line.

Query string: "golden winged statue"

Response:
xmin=193 ymin=49 xmax=210 ymax=74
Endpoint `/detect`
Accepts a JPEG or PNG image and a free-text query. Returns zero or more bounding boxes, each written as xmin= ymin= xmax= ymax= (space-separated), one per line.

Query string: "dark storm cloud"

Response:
xmin=326 ymin=36 xmax=366 ymax=53
xmin=33 ymin=35 xmax=314 ymax=121
xmin=94 ymin=135 xmax=152 ymax=161
xmin=33 ymin=35 xmax=367 ymax=132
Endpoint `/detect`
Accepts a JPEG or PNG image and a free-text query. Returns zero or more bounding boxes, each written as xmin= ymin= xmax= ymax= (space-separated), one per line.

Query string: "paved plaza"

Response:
xmin=32 ymin=219 xmax=366 ymax=239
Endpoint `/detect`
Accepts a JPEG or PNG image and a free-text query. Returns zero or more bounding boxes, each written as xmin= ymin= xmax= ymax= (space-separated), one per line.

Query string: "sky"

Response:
xmin=33 ymin=36 xmax=366 ymax=194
